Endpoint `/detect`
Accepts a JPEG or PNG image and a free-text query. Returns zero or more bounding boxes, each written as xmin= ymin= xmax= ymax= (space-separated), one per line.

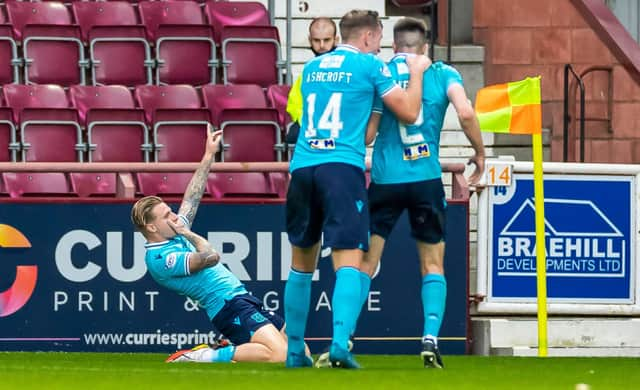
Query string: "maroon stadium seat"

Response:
xmin=269 ymin=172 xmax=289 ymax=198
xmin=204 ymin=0 xmax=270 ymax=44
xmin=134 ymin=84 xmax=201 ymax=123
xmin=86 ymin=109 xmax=150 ymax=162
xmin=266 ymin=83 xmax=293 ymax=153
xmin=69 ymin=85 xmax=136 ymax=125
xmin=4 ymin=84 xmax=84 ymax=162
xmin=201 ymin=84 xmax=267 ymax=126
xmin=137 ymin=172 xmax=209 ymax=197
xmin=220 ymin=25 xmax=283 ymax=87
xmin=0 ymin=174 xmax=7 ymax=197
xmin=135 ymin=85 xmax=210 ymax=162
xmin=218 ymin=108 xmax=283 ymax=162
xmin=72 ymin=1 xmax=139 ymax=41
xmin=7 ymin=2 xmax=86 ymax=86
xmin=208 ymin=172 xmax=279 ymax=198
xmin=139 ymin=0 xmax=216 ymax=85
xmin=68 ymin=85 xmax=150 ymax=162
xmin=2 ymin=172 xmax=74 ymax=198
xmin=0 ymin=25 xmax=20 ymax=84
xmin=69 ymin=172 xmax=117 ymax=197
xmin=3 ymin=84 xmax=69 ymax=119
xmin=72 ymin=1 xmax=152 ymax=86
xmin=266 ymin=84 xmax=292 ymax=129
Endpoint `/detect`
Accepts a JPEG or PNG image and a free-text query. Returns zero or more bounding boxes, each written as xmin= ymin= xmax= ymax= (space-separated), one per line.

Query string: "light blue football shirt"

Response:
xmin=144 ymin=217 xmax=247 ymax=321
xmin=290 ymin=44 xmax=398 ymax=172
xmin=371 ymin=57 xmax=463 ymax=184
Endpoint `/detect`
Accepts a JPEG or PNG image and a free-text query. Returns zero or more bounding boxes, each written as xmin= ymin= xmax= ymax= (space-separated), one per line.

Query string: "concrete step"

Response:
xmin=472 ymin=317 xmax=640 ymax=356
xmin=434 ymin=45 xmax=485 ymax=63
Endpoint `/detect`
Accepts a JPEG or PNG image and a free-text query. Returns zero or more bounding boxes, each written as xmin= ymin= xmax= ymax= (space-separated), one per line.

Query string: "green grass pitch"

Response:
xmin=1 ymin=352 xmax=638 ymax=390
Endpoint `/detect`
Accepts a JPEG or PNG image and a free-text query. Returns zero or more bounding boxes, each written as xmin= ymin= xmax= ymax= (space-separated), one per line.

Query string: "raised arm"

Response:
xmin=447 ymin=84 xmax=485 ymax=185
xmin=178 ymin=127 xmax=222 ymax=225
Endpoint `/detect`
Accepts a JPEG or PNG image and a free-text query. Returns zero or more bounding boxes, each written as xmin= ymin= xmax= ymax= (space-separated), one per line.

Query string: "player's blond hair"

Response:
xmin=131 ymin=196 xmax=164 ymax=233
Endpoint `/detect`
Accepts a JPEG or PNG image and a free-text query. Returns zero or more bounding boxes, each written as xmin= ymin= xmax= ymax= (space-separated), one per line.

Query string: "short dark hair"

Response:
xmin=393 ymin=17 xmax=428 ymax=49
xmin=309 ymin=17 xmax=337 ymax=36
xmin=339 ymin=9 xmax=381 ymax=42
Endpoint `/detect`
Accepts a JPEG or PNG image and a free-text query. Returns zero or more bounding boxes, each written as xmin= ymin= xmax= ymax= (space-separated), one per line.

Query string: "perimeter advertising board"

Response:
xmin=0 ymin=202 xmax=468 ymax=354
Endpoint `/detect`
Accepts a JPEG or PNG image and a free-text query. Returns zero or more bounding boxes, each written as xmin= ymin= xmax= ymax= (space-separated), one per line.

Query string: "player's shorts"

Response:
xmin=368 ymin=178 xmax=447 ymax=244
xmin=286 ymin=162 xmax=369 ymax=251
xmin=211 ymin=293 xmax=284 ymax=345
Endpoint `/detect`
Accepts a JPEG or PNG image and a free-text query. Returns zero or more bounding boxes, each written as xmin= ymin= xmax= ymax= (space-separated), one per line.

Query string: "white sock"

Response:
xmin=423 ymin=335 xmax=438 ymax=345
xmin=189 ymin=347 xmax=215 ymax=363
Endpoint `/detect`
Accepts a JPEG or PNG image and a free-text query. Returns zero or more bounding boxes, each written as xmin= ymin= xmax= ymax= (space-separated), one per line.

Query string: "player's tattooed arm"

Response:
xmin=178 ymin=128 xmax=222 ymax=224
xmin=178 ymin=161 xmax=211 ymax=225
xmin=183 ymin=230 xmax=220 ymax=273
xmin=169 ymin=220 xmax=220 ymax=273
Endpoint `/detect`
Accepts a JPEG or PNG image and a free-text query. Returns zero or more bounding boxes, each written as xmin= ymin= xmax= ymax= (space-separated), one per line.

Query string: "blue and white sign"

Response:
xmin=488 ymin=174 xmax=635 ymax=303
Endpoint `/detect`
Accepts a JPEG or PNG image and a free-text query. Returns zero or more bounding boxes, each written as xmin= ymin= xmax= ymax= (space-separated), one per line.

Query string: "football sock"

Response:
xmin=284 ymin=268 xmax=313 ymax=356
xmin=332 ymin=266 xmax=361 ymax=351
xmin=422 ymin=273 xmax=447 ymax=338
xmin=203 ymin=345 xmax=236 ymax=363
xmin=351 ymin=271 xmax=371 ymax=336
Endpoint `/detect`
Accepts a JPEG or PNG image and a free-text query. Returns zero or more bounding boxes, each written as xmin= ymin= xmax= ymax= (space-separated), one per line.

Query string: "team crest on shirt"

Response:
xmin=165 ymin=253 xmax=177 ymax=269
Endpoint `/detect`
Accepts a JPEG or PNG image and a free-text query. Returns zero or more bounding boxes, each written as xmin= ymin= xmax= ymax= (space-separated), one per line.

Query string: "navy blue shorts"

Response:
xmin=286 ymin=162 xmax=369 ymax=250
xmin=211 ymin=293 xmax=284 ymax=345
xmin=368 ymin=178 xmax=447 ymax=244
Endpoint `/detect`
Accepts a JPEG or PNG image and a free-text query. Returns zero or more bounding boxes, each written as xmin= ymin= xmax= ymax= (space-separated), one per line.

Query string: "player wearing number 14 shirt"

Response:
xmin=283 ymin=10 xmax=431 ymax=369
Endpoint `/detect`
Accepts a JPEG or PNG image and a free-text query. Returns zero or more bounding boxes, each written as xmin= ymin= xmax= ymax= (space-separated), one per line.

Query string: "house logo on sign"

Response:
xmin=496 ymin=198 xmax=625 ymax=278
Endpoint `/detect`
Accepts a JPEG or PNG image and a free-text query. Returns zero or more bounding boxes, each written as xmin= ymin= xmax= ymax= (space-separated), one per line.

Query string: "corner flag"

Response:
xmin=475 ymin=76 xmax=548 ymax=357
xmin=475 ymin=76 xmax=541 ymax=135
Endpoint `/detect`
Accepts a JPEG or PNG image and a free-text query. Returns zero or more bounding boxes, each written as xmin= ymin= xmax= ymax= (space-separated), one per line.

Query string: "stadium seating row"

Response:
xmin=0 ymin=1 xmax=283 ymax=86
xmin=0 ymin=171 xmax=289 ymax=199
xmin=0 ymin=83 xmax=293 ymax=163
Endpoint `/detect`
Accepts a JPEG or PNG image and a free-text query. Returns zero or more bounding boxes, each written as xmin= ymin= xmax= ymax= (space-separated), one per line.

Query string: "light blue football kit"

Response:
xmin=370 ymin=56 xmax=464 ymax=346
xmin=145 ymin=228 xmax=247 ymax=321
xmin=144 ymin=215 xmax=280 ymax=362
xmin=372 ymin=57 xmax=463 ymax=184
xmin=285 ymin=44 xmax=399 ymax=367
xmin=289 ymin=44 xmax=397 ymax=172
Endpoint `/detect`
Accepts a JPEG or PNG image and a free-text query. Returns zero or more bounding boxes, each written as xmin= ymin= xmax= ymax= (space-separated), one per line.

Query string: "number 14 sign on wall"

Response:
xmin=484 ymin=161 xmax=513 ymax=187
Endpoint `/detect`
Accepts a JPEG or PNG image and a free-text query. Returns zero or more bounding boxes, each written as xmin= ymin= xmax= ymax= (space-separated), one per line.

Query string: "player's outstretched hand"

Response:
xmin=206 ymin=125 xmax=223 ymax=155
xmin=406 ymin=54 xmax=432 ymax=73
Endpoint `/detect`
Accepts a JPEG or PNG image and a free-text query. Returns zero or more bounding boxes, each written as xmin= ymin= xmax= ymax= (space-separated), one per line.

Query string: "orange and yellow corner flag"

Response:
xmin=475 ymin=76 xmax=541 ymax=135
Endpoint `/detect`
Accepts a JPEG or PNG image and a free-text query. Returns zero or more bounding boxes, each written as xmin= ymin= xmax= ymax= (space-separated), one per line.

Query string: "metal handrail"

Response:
xmin=563 ymin=64 xmax=585 ymax=162
xmin=0 ymin=162 xmax=469 ymax=199
xmin=563 ymin=64 xmax=613 ymax=162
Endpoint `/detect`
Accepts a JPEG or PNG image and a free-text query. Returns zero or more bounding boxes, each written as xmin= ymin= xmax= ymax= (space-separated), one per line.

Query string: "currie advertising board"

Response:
xmin=0 ymin=202 xmax=468 ymax=354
